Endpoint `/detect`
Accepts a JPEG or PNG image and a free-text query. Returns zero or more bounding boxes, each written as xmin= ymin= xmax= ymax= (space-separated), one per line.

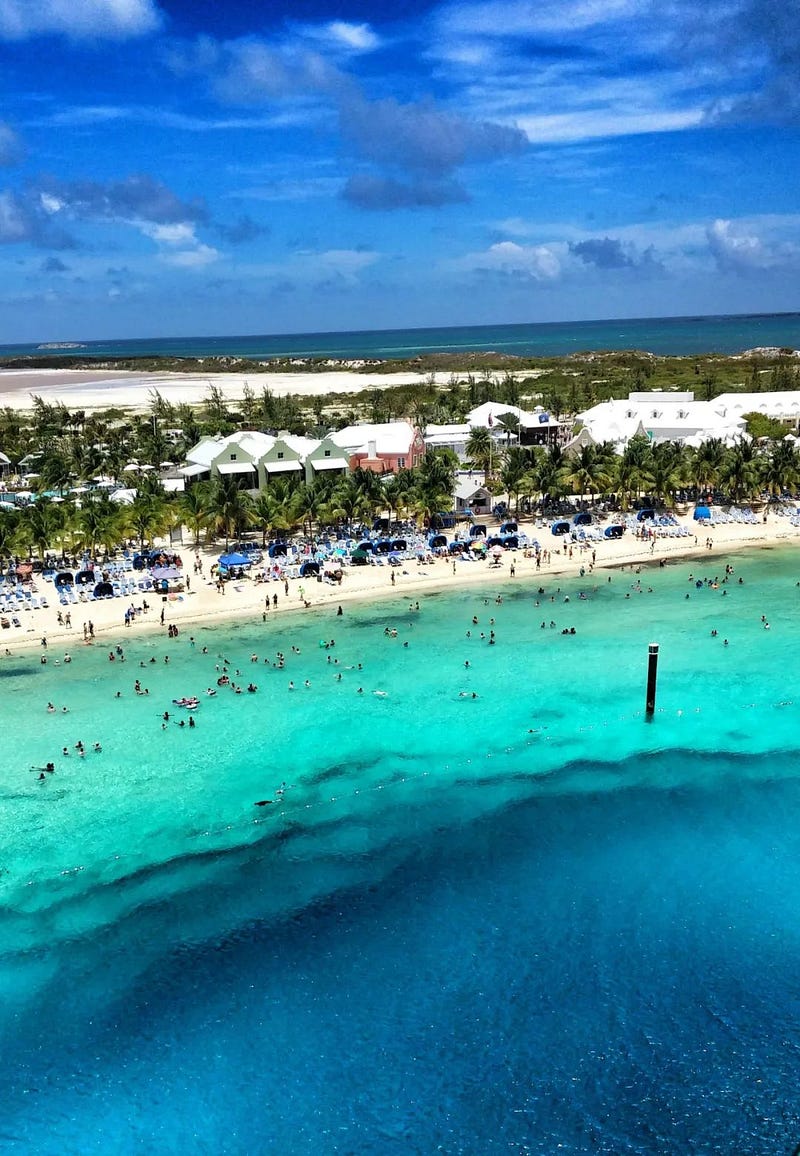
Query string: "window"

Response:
xmin=397 ymin=456 xmax=406 ymax=468
xmin=277 ymin=451 xmax=284 ymax=460
xmin=324 ymin=449 xmax=331 ymax=457
xmin=229 ymin=453 xmax=237 ymax=461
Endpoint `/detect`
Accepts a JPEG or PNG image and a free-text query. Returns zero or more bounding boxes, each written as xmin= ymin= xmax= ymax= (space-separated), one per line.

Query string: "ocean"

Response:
xmin=1 ymin=548 xmax=799 ymax=1152
xmin=2 ymin=312 xmax=800 ymax=361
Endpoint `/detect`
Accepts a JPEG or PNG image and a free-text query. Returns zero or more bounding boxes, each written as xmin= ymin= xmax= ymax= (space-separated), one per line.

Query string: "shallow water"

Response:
xmin=2 ymin=548 xmax=799 ymax=1152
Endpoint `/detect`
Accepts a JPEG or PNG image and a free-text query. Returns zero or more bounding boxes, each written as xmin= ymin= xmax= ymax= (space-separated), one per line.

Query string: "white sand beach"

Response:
xmin=0 ymin=368 xmax=452 ymax=411
xmin=2 ymin=510 xmax=797 ymax=658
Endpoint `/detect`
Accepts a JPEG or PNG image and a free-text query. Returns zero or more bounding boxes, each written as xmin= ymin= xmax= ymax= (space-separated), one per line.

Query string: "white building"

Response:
xmin=424 ymin=401 xmax=561 ymax=461
xmin=713 ymin=390 xmax=800 ymax=428
xmin=576 ymin=392 xmax=747 ymax=451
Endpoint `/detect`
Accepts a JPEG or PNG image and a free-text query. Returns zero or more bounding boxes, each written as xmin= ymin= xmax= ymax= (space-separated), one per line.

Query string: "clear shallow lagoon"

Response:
xmin=2 ymin=548 xmax=800 ymax=1153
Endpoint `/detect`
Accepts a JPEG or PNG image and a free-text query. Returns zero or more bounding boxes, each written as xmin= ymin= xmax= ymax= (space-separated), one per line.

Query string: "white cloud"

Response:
xmin=515 ymin=106 xmax=704 ymax=144
xmin=434 ymin=0 xmax=643 ymax=40
xmin=324 ymin=21 xmax=381 ymax=52
xmin=141 ymin=222 xmax=197 ymax=246
xmin=453 ymin=239 xmax=563 ymax=280
xmin=162 ymin=244 xmax=219 ymax=268
xmin=39 ymin=192 xmax=63 ymax=214
xmin=707 ymin=217 xmax=800 ymax=272
xmin=0 ymin=0 xmax=162 ymax=41
xmin=140 ymin=221 xmax=219 ymax=268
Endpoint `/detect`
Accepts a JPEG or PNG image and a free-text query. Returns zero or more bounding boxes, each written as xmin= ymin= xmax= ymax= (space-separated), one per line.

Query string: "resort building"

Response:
xmin=262 ymin=435 xmax=320 ymax=485
xmin=179 ymin=420 xmax=427 ymax=491
xmin=328 ymin=421 xmax=425 ymax=473
xmin=712 ymin=391 xmax=800 ymax=431
xmin=423 ymin=423 xmax=471 ymax=460
xmin=180 ymin=431 xmax=277 ymax=490
xmin=576 ymin=392 xmax=747 ymax=450
xmin=454 ymin=475 xmax=493 ymax=516
xmin=466 ymin=402 xmax=563 ymax=448
xmin=424 ymin=402 xmax=563 ymax=462
xmin=304 ymin=437 xmax=350 ymax=482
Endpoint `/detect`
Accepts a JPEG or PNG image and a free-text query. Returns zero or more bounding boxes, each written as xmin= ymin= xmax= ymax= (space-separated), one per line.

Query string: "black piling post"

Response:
xmin=645 ymin=642 xmax=659 ymax=718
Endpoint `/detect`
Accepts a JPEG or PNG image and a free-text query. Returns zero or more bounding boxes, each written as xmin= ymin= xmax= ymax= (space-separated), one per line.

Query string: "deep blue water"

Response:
xmin=3 ymin=311 xmax=800 ymax=360
xmin=2 ymin=761 xmax=799 ymax=1154
xmin=3 ymin=555 xmax=800 ymax=1153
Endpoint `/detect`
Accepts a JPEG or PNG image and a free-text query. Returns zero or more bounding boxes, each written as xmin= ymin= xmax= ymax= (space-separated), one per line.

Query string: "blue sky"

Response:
xmin=0 ymin=0 xmax=799 ymax=342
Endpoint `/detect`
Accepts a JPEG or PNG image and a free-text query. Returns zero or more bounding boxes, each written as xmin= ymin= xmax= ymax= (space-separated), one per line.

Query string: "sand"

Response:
xmin=3 ymin=511 xmax=797 ymax=658
xmin=0 ymin=368 xmax=452 ymax=412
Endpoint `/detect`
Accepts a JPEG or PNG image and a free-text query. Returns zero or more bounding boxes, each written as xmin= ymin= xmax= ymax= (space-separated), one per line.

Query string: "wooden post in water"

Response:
xmin=645 ymin=642 xmax=659 ymax=718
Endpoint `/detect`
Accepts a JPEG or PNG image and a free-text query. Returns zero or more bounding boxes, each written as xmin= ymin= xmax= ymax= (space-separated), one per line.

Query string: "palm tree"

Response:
xmin=720 ymin=440 xmax=760 ymax=503
xmin=616 ymin=435 xmax=655 ymax=509
xmin=124 ymin=492 xmax=174 ymax=549
xmin=0 ymin=508 xmax=20 ymax=572
xmin=206 ymin=475 xmax=254 ymax=547
xmin=411 ymin=450 xmax=457 ymax=526
xmin=500 ymin=446 xmax=531 ymax=513
xmin=325 ymin=475 xmax=373 ymax=534
xmin=16 ymin=499 xmax=65 ymax=560
xmin=465 ymin=427 xmax=493 ymax=481
xmin=494 ymin=411 xmax=520 ymax=449
xmin=649 ymin=442 xmax=688 ymax=508
xmin=536 ymin=446 xmax=568 ymax=510
xmin=36 ymin=445 xmax=73 ymax=496
xmin=73 ymin=495 xmax=125 ymax=556
xmin=761 ymin=440 xmax=798 ymax=498
xmin=251 ymin=481 xmax=302 ymax=546
xmin=294 ymin=478 xmax=332 ymax=540
xmin=178 ymin=482 xmax=212 ymax=547
xmin=565 ymin=444 xmax=612 ymax=506
xmin=690 ymin=437 xmax=726 ymax=500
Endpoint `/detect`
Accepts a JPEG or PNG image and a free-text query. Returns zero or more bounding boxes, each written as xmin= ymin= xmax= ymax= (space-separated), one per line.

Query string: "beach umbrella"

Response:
xmin=490 ymin=545 xmax=504 ymax=557
xmin=123 ymin=463 xmax=140 ymax=472
xmin=219 ymin=552 xmax=251 ymax=568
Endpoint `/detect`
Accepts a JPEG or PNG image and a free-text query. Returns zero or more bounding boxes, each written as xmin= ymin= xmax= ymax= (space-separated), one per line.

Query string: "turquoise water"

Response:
xmin=3 ymin=311 xmax=800 ymax=360
xmin=2 ymin=548 xmax=800 ymax=1152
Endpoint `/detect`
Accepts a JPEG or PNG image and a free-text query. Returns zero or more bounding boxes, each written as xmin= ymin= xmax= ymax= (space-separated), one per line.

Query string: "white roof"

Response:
xmin=714 ymin=391 xmax=800 ymax=418
xmin=466 ymin=401 xmax=548 ymax=429
xmin=180 ymin=462 xmax=209 ymax=477
xmin=186 ymin=430 xmax=276 ymax=468
xmin=278 ymin=435 xmax=320 ymax=456
xmin=162 ymin=478 xmax=185 ymax=493
xmin=329 ymin=421 xmax=415 ymax=455
xmin=455 ymin=478 xmax=490 ymax=501
xmin=578 ymin=396 xmax=747 ymax=448
xmin=0 ymin=452 xmax=10 ymax=465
